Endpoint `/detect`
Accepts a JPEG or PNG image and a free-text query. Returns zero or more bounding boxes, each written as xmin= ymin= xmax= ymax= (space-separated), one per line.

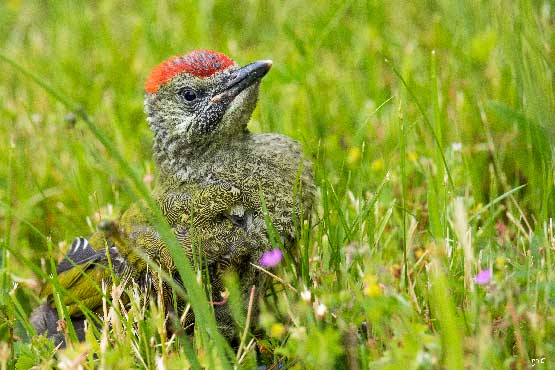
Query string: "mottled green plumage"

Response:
xmin=151 ymin=133 xmax=314 ymax=336
xmin=31 ymin=50 xmax=314 ymax=345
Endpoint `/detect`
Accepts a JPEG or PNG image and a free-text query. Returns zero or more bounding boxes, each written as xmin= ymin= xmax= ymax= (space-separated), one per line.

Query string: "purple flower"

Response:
xmin=259 ymin=249 xmax=283 ymax=268
xmin=475 ymin=269 xmax=492 ymax=285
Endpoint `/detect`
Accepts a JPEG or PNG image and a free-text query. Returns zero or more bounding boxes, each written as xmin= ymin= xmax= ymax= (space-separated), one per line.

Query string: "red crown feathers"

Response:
xmin=145 ymin=50 xmax=235 ymax=93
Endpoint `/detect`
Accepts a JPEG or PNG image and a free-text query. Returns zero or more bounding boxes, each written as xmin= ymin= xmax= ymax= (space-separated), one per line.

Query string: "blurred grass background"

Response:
xmin=0 ymin=0 xmax=554 ymax=368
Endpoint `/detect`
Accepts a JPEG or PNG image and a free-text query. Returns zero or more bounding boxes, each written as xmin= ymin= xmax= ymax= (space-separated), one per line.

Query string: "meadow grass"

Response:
xmin=1 ymin=0 xmax=554 ymax=369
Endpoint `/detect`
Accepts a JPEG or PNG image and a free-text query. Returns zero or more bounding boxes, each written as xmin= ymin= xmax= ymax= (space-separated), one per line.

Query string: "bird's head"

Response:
xmin=144 ymin=50 xmax=272 ymax=163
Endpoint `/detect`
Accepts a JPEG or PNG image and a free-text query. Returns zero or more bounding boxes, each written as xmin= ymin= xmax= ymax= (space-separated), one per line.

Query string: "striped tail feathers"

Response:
xmin=55 ymin=236 xmax=101 ymax=274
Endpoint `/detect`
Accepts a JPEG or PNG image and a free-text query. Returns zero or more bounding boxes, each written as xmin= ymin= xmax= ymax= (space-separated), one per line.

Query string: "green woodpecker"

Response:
xmin=31 ymin=49 xmax=314 ymax=345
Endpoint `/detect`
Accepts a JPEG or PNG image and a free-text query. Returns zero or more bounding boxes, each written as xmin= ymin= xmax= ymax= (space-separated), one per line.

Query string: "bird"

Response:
xmin=30 ymin=49 xmax=314 ymax=345
xmin=144 ymin=49 xmax=314 ymax=336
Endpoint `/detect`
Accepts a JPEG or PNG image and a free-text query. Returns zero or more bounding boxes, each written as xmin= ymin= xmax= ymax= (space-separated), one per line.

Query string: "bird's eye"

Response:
xmin=180 ymin=88 xmax=197 ymax=102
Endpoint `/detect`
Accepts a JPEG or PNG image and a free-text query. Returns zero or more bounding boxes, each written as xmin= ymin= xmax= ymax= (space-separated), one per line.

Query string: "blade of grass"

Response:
xmin=429 ymin=257 xmax=464 ymax=370
xmin=398 ymin=99 xmax=408 ymax=288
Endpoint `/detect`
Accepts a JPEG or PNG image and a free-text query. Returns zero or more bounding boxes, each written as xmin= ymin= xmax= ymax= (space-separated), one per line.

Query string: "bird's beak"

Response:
xmin=211 ymin=60 xmax=272 ymax=103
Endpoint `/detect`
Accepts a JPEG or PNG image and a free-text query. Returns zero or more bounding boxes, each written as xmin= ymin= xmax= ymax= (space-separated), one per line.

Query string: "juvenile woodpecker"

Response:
xmin=31 ymin=49 xmax=314 ymax=344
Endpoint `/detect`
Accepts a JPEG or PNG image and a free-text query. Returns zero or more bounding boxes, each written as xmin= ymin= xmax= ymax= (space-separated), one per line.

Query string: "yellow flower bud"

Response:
xmin=363 ymin=273 xmax=383 ymax=297
xmin=371 ymin=158 xmax=384 ymax=172
xmin=347 ymin=147 xmax=361 ymax=164
xmin=495 ymin=256 xmax=506 ymax=271
xmin=270 ymin=323 xmax=285 ymax=338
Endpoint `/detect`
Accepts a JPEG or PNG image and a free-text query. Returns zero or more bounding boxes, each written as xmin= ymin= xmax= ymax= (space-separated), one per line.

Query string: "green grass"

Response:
xmin=1 ymin=0 xmax=554 ymax=368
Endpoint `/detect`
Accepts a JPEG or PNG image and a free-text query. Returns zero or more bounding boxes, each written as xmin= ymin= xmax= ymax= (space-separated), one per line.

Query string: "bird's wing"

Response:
xmin=42 ymin=234 xmax=116 ymax=315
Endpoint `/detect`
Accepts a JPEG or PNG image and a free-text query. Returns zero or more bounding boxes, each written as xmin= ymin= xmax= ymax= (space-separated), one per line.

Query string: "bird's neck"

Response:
xmin=153 ymin=130 xmax=249 ymax=182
